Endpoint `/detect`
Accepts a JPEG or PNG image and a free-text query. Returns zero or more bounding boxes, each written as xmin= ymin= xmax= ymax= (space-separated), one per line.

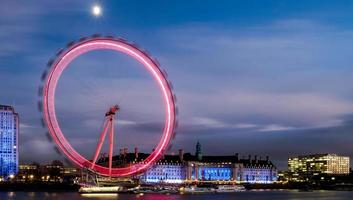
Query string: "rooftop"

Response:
xmin=98 ymin=152 xmax=276 ymax=168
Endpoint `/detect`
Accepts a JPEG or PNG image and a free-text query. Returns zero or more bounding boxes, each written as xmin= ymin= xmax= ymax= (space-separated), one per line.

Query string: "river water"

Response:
xmin=1 ymin=190 xmax=353 ymax=200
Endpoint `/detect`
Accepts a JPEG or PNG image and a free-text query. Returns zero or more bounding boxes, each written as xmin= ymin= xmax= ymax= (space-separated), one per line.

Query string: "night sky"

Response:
xmin=2 ymin=0 xmax=353 ymax=169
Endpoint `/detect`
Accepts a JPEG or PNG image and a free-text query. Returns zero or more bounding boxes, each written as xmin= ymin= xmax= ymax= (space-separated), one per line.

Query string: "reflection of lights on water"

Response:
xmin=7 ymin=192 xmax=15 ymax=197
xmin=27 ymin=192 xmax=35 ymax=197
xmin=81 ymin=193 xmax=118 ymax=199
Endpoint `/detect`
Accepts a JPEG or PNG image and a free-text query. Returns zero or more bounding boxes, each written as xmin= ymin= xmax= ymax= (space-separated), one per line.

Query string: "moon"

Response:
xmin=92 ymin=4 xmax=102 ymax=17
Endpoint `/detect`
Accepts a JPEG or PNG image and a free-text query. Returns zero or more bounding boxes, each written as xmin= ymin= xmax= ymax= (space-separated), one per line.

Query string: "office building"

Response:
xmin=0 ymin=105 xmax=19 ymax=179
xmin=288 ymin=153 xmax=350 ymax=181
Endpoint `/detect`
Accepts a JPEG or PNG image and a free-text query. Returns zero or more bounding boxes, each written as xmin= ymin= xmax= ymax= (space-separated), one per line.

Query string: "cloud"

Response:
xmin=190 ymin=117 xmax=228 ymax=129
xmin=20 ymin=123 xmax=36 ymax=129
xmin=257 ymin=124 xmax=295 ymax=132
xmin=180 ymin=90 xmax=353 ymax=130
xmin=19 ymin=137 xmax=61 ymax=164
xmin=118 ymin=119 xmax=137 ymax=126
xmin=234 ymin=123 xmax=258 ymax=129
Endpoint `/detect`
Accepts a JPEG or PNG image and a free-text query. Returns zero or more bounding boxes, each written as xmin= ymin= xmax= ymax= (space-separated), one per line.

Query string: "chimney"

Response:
xmin=179 ymin=149 xmax=184 ymax=161
xmin=134 ymin=147 xmax=138 ymax=159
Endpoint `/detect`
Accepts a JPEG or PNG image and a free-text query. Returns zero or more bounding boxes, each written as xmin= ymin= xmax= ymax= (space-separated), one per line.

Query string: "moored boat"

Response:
xmin=78 ymin=185 xmax=122 ymax=193
xmin=180 ymin=186 xmax=216 ymax=194
xmin=215 ymin=185 xmax=246 ymax=193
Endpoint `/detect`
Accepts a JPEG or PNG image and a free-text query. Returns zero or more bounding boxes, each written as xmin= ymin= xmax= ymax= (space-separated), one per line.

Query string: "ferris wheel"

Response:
xmin=38 ymin=35 xmax=177 ymax=177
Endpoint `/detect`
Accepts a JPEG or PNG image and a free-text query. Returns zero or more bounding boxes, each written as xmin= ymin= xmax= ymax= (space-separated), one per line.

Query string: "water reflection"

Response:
xmin=1 ymin=191 xmax=353 ymax=200
xmin=80 ymin=193 xmax=118 ymax=199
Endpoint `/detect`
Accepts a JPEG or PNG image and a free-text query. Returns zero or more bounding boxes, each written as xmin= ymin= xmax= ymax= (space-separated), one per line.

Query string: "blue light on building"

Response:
xmin=186 ymin=151 xmax=277 ymax=184
xmin=0 ymin=105 xmax=19 ymax=179
xmin=113 ymin=143 xmax=278 ymax=184
xmin=141 ymin=162 xmax=186 ymax=184
xmin=198 ymin=167 xmax=232 ymax=181
xmin=242 ymin=166 xmax=277 ymax=184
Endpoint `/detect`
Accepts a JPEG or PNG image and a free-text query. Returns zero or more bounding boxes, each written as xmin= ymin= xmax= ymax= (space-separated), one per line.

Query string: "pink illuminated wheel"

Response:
xmin=39 ymin=36 xmax=177 ymax=177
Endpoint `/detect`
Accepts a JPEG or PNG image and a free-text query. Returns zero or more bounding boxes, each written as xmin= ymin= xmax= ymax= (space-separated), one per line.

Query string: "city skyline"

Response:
xmin=2 ymin=1 xmax=353 ymax=170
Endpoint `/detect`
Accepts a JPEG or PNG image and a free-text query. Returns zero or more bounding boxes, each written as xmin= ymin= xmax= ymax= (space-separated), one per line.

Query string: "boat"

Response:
xmin=215 ymin=185 xmax=246 ymax=193
xmin=180 ymin=186 xmax=216 ymax=194
xmin=130 ymin=186 xmax=179 ymax=194
xmin=78 ymin=185 xmax=122 ymax=193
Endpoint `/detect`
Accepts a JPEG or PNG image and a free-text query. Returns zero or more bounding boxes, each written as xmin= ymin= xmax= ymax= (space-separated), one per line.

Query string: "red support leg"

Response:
xmin=108 ymin=116 xmax=115 ymax=176
xmin=91 ymin=119 xmax=110 ymax=169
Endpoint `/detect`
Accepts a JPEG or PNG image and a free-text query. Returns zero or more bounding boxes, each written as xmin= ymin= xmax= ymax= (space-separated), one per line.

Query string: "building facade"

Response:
xmin=140 ymin=161 xmax=186 ymax=184
xmin=241 ymin=161 xmax=278 ymax=184
xmin=288 ymin=154 xmax=350 ymax=181
xmin=97 ymin=144 xmax=278 ymax=184
xmin=134 ymin=146 xmax=277 ymax=184
xmin=18 ymin=162 xmax=81 ymax=182
xmin=186 ymin=155 xmax=277 ymax=184
xmin=0 ymin=105 xmax=19 ymax=178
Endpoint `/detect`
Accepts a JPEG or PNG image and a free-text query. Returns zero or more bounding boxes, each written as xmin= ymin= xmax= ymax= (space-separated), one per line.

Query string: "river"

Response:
xmin=1 ymin=190 xmax=353 ymax=200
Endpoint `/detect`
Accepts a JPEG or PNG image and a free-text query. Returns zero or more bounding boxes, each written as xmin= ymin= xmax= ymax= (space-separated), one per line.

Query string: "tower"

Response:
xmin=195 ymin=141 xmax=202 ymax=161
xmin=0 ymin=105 xmax=19 ymax=178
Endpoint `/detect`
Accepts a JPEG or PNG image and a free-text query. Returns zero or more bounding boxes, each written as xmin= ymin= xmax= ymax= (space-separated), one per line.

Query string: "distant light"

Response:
xmin=92 ymin=4 xmax=102 ymax=17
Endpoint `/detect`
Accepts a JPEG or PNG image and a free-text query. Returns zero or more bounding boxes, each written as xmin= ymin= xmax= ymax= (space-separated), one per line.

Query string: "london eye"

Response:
xmin=38 ymin=36 xmax=177 ymax=177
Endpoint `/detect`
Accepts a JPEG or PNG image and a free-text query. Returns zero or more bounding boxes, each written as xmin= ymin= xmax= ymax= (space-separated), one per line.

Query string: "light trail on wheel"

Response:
xmin=39 ymin=36 xmax=177 ymax=177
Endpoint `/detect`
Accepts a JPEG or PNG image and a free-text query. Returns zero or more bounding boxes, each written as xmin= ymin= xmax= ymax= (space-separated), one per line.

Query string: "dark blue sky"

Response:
xmin=1 ymin=0 xmax=353 ymax=169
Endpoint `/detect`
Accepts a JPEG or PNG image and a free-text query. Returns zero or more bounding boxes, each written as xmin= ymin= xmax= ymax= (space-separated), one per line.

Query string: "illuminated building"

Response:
xmin=240 ymin=156 xmax=278 ymax=184
xmin=186 ymin=143 xmax=277 ymax=184
xmin=140 ymin=159 xmax=186 ymax=184
xmin=18 ymin=162 xmax=81 ymax=182
xmin=109 ymin=144 xmax=278 ymax=184
xmin=186 ymin=154 xmax=277 ymax=184
xmin=0 ymin=105 xmax=19 ymax=179
xmin=18 ymin=164 xmax=39 ymax=181
xmin=288 ymin=154 xmax=350 ymax=181
xmin=133 ymin=149 xmax=187 ymax=184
